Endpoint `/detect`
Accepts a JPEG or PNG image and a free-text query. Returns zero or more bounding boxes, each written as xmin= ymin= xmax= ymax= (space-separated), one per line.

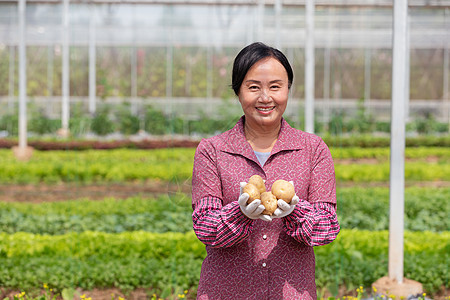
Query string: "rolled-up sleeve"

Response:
xmin=283 ymin=201 xmax=340 ymax=246
xmin=283 ymin=137 xmax=340 ymax=246
xmin=191 ymin=139 xmax=254 ymax=248
xmin=192 ymin=197 xmax=253 ymax=248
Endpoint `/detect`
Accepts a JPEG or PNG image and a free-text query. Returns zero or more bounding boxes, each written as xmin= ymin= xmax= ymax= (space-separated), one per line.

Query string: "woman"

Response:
xmin=191 ymin=42 xmax=340 ymax=300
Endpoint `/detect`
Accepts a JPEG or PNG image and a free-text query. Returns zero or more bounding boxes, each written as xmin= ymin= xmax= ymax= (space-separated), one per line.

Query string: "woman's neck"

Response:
xmin=244 ymin=120 xmax=280 ymax=153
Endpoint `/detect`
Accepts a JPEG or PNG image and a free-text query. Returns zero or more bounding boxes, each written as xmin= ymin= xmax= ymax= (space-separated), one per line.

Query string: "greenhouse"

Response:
xmin=0 ymin=1 xmax=449 ymax=300
xmin=0 ymin=0 xmax=449 ymax=137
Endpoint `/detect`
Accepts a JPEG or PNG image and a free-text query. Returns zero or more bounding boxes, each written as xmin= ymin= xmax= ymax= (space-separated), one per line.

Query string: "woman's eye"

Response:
xmin=271 ymin=85 xmax=281 ymax=90
xmin=249 ymin=86 xmax=259 ymax=90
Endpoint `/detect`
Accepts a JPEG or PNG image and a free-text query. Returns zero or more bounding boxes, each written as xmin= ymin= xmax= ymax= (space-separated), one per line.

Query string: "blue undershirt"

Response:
xmin=254 ymin=151 xmax=271 ymax=166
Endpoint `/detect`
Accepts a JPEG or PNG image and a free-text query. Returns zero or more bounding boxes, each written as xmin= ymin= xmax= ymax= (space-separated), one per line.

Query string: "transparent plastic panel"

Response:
xmin=0 ymin=3 xmax=449 ymax=299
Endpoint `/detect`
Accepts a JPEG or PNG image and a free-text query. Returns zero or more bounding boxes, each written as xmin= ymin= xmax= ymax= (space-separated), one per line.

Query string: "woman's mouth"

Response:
xmin=256 ymin=106 xmax=275 ymax=112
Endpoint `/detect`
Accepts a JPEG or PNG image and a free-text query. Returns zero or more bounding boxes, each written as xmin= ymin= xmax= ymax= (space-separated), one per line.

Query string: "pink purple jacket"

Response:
xmin=192 ymin=117 xmax=340 ymax=300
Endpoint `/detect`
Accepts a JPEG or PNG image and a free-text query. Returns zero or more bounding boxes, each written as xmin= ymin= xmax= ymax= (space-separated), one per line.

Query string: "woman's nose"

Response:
xmin=259 ymin=90 xmax=271 ymax=102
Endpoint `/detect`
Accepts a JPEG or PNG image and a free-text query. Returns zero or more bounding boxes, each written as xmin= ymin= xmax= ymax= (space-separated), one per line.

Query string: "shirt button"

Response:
xmin=263 ymin=234 xmax=267 ymax=240
xmin=262 ymin=262 xmax=267 ymax=267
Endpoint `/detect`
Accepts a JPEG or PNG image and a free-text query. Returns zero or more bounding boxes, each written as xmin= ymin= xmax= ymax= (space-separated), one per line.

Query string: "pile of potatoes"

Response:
xmin=242 ymin=175 xmax=295 ymax=215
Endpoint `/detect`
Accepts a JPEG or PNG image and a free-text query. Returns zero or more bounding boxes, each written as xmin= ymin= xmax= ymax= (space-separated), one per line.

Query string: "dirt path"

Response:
xmin=0 ymin=181 xmax=192 ymax=203
xmin=0 ymin=180 xmax=449 ymax=203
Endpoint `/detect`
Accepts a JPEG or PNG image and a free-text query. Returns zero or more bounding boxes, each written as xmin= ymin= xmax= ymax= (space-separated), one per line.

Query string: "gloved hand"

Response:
xmin=238 ymin=182 xmax=272 ymax=221
xmin=272 ymin=181 xmax=300 ymax=219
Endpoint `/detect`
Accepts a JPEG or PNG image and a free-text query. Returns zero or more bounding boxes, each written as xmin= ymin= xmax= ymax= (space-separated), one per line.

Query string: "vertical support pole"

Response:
xmin=257 ymin=0 xmax=265 ymax=41
xmin=205 ymin=46 xmax=213 ymax=134
xmin=130 ymin=46 xmax=137 ymax=118
xmin=404 ymin=14 xmax=410 ymax=120
xmin=364 ymin=48 xmax=372 ymax=115
xmin=443 ymin=8 xmax=449 ymax=130
xmin=445 ymin=43 xmax=449 ymax=101
xmin=61 ymin=0 xmax=70 ymax=134
xmin=89 ymin=3 xmax=96 ymax=114
xmin=287 ymin=47 xmax=295 ymax=120
xmin=164 ymin=6 xmax=174 ymax=133
xmin=18 ymin=0 xmax=26 ymax=148
xmin=130 ymin=4 xmax=137 ymax=101
xmin=274 ymin=0 xmax=282 ymax=49
xmin=444 ymin=44 xmax=449 ymax=130
xmin=364 ymin=10 xmax=372 ymax=116
xmin=166 ymin=45 xmax=173 ymax=106
xmin=166 ymin=45 xmax=173 ymax=133
xmin=47 ymin=45 xmax=54 ymax=116
xmin=246 ymin=4 xmax=254 ymax=44
xmin=323 ymin=47 xmax=331 ymax=126
xmin=131 ymin=4 xmax=141 ymax=117
xmin=9 ymin=45 xmax=15 ymax=113
xmin=131 ymin=48 xmax=137 ymax=99
xmin=323 ymin=6 xmax=333 ymax=128
xmin=304 ymin=0 xmax=315 ymax=133
xmin=166 ymin=10 xmax=173 ymax=130
xmin=389 ymin=0 xmax=408 ymax=284
xmin=206 ymin=46 xmax=213 ymax=99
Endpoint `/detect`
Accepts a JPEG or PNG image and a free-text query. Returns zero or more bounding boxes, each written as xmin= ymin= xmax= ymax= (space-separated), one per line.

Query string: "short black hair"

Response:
xmin=231 ymin=42 xmax=294 ymax=96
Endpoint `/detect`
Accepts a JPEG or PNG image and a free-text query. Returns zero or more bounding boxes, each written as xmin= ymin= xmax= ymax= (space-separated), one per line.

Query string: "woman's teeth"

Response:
xmin=256 ymin=107 xmax=275 ymax=111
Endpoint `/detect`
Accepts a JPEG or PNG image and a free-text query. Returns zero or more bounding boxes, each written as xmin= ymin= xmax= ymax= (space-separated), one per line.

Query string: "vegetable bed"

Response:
xmin=0 ymin=146 xmax=448 ymax=299
xmin=0 ymin=147 xmax=449 ymax=183
xmin=0 ymin=230 xmax=448 ymax=295
xmin=0 ymin=187 xmax=448 ymax=235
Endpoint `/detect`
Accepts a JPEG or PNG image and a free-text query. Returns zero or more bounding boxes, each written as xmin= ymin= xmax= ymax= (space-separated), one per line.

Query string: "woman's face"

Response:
xmin=238 ymin=57 xmax=289 ymax=130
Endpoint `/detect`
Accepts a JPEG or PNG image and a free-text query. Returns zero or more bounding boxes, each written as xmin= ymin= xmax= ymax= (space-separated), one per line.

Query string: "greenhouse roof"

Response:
xmin=0 ymin=0 xmax=448 ymax=48
xmin=0 ymin=0 xmax=449 ymax=5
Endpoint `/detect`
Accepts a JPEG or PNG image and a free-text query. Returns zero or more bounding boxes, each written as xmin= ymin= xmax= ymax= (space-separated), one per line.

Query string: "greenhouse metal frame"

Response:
xmin=0 ymin=0 xmax=449 ymax=127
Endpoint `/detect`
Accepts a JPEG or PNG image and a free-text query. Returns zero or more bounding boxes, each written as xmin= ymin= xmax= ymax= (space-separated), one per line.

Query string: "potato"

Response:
xmin=260 ymin=191 xmax=277 ymax=215
xmin=242 ymin=183 xmax=260 ymax=204
xmin=271 ymin=180 xmax=295 ymax=203
xmin=248 ymin=175 xmax=266 ymax=194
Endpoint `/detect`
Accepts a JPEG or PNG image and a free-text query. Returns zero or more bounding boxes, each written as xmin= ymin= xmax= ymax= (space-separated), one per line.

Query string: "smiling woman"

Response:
xmin=231 ymin=43 xmax=293 ymax=153
xmin=238 ymin=57 xmax=290 ymax=152
xmin=191 ymin=42 xmax=340 ymax=300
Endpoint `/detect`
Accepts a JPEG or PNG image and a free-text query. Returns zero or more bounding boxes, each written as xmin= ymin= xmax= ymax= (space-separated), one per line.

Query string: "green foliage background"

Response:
xmin=0 ymin=147 xmax=449 ymax=184
xmin=0 ymin=144 xmax=448 ymax=298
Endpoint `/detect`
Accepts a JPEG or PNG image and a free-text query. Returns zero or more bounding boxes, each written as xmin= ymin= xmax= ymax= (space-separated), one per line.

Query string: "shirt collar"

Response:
xmin=222 ymin=116 xmax=305 ymax=159
xmin=271 ymin=118 xmax=306 ymax=154
xmin=221 ymin=116 xmax=254 ymax=160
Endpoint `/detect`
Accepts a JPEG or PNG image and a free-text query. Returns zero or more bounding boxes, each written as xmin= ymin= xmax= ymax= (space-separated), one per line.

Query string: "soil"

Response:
xmin=372 ymin=276 xmax=423 ymax=298
xmin=0 ymin=180 xmax=192 ymax=203
xmin=0 ymin=287 xmax=157 ymax=300
xmin=0 ymin=179 xmax=448 ymax=203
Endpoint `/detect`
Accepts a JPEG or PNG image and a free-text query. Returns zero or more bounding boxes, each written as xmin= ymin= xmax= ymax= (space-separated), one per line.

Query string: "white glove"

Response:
xmin=272 ymin=196 xmax=299 ymax=218
xmin=272 ymin=181 xmax=300 ymax=219
xmin=238 ymin=182 xmax=272 ymax=222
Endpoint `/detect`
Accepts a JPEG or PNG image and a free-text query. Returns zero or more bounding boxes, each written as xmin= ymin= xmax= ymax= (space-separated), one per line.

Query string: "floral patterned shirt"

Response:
xmin=192 ymin=116 xmax=340 ymax=300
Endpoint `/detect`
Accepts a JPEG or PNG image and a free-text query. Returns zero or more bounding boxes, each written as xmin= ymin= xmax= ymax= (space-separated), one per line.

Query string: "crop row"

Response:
xmin=0 ymin=187 xmax=448 ymax=235
xmin=1 ymin=135 xmax=450 ymax=151
xmin=330 ymin=146 xmax=449 ymax=160
xmin=0 ymin=148 xmax=449 ymax=183
xmin=2 ymin=147 xmax=449 ymax=162
xmin=2 ymin=161 xmax=447 ymax=183
xmin=0 ymin=230 xmax=448 ymax=295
